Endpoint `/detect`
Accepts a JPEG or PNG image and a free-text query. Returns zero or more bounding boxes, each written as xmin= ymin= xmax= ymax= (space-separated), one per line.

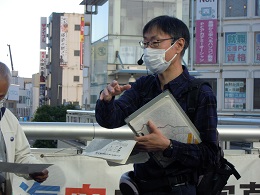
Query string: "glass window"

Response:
xmin=90 ymin=95 xmax=97 ymax=104
xmin=74 ymin=24 xmax=80 ymax=31
xmin=225 ymin=32 xmax=247 ymax=63
xmin=253 ymin=78 xmax=260 ymax=109
xmin=8 ymin=102 xmax=15 ymax=108
xmin=255 ymin=32 xmax=260 ymax=63
xmin=74 ymin=76 xmax=80 ymax=82
xmin=74 ymin=50 xmax=80 ymax=56
xmin=225 ymin=0 xmax=247 ymax=17
xmin=256 ymin=0 xmax=260 ymax=16
xmin=19 ymin=96 xmax=26 ymax=104
xmin=92 ymin=1 xmax=108 ymax=43
xmin=224 ymin=78 xmax=246 ymax=109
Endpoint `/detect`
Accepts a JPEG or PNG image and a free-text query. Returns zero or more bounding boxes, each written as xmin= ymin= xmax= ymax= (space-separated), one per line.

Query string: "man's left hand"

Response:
xmin=134 ymin=120 xmax=170 ymax=152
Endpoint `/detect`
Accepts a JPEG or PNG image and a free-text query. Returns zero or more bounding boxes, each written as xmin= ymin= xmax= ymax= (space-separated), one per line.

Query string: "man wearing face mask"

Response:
xmin=95 ymin=15 xmax=219 ymax=195
xmin=0 ymin=62 xmax=49 ymax=194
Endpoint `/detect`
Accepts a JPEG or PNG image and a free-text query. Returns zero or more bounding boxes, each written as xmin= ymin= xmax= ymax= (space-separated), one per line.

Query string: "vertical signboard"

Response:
xmin=39 ymin=84 xmax=46 ymax=107
xmin=80 ymin=17 xmax=84 ymax=70
xmin=196 ymin=0 xmax=217 ymax=64
xmin=60 ymin=16 xmax=68 ymax=66
xmin=40 ymin=51 xmax=46 ymax=76
xmin=195 ymin=20 xmax=217 ymax=64
xmin=40 ymin=17 xmax=47 ymax=50
xmin=255 ymin=32 xmax=260 ymax=63
xmin=225 ymin=32 xmax=247 ymax=63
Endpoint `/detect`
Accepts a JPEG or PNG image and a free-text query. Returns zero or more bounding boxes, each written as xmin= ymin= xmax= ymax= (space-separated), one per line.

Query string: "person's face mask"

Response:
xmin=143 ymin=41 xmax=178 ymax=74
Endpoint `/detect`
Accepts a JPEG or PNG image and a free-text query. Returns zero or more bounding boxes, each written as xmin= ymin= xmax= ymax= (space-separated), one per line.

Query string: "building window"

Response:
xmin=255 ymin=32 xmax=260 ymax=63
xmin=74 ymin=50 xmax=80 ymax=56
xmin=75 ymin=24 xmax=80 ymax=31
xmin=19 ymin=96 xmax=27 ymax=104
xmin=225 ymin=0 xmax=247 ymax=17
xmin=90 ymin=95 xmax=97 ymax=104
xmin=224 ymin=78 xmax=246 ymax=109
xmin=8 ymin=102 xmax=15 ymax=108
xmin=253 ymin=78 xmax=260 ymax=109
xmin=74 ymin=76 xmax=80 ymax=82
xmin=256 ymin=0 xmax=260 ymax=16
xmin=225 ymin=32 xmax=247 ymax=63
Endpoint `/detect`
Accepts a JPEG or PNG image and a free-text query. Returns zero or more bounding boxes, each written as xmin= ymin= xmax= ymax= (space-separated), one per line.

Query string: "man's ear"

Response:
xmin=174 ymin=38 xmax=185 ymax=53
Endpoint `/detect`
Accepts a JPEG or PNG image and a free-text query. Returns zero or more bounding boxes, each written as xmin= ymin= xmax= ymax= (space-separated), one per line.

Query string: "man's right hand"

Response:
xmin=100 ymin=80 xmax=131 ymax=102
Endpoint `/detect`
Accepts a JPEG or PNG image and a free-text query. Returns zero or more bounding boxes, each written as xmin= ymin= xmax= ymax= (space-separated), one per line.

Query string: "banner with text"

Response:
xmin=195 ymin=20 xmax=217 ymax=64
xmin=40 ymin=17 xmax=47 ymax=50
xmin=254 ymin=32 xmax=260 ymax=63
xmin=12 ymin=152 xmax=260 ymax=195
xmin=60 ymin=16 xmax=68 ymax=66
xmin=225 ymin=32 xmax=247 ymax=63
xmin=196 ymin=0 xmax=218 ymax=64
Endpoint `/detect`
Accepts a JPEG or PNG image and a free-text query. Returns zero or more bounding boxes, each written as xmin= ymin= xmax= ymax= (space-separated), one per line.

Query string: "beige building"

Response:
xmin=44 ymin=12 xmax=84 ymax=108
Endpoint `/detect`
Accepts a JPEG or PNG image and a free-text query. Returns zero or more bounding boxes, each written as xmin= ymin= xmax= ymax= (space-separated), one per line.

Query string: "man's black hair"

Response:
xmin=142 ymin=15 xmax=190 ymax=56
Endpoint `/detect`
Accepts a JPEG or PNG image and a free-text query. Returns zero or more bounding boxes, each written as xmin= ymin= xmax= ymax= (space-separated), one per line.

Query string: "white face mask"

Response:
xmin=143 ymin=42 xmax=177 ymax=74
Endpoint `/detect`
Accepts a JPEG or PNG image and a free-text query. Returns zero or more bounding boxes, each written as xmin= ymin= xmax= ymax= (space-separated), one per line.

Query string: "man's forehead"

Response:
xmin=144 ymin=29 xmax=168 ymax=39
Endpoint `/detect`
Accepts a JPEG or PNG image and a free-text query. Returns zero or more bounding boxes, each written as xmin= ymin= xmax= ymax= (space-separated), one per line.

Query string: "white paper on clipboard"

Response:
xmin=125 ymin=90 xmax=201 ymax=167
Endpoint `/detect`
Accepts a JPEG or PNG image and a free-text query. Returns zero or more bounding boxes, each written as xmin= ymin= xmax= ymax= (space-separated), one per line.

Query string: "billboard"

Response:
xmin=80 ymin=17 xmax=84 ymax=69
xmin=39 ymin=84 xmax=46 ymax=106
xmin=225 ymin=32 xmax=247 ymax=63
xmin=40 ymin=17 xmax=47 ymax=50
xmin=195 ymin=0 xmax=218 ymax=64
xmin=196 ymin=0 xmax=217 ymax=20
xmin=40 ymin=51 xmax=46 ymax=78
xmin=60 ymin=16 xmax=68 ymax=66
xmin=255 ymin=32 xmax=260 ymax=63
xmin=7 ymin=84 xmax=19 ymax=101
xmin=195 ymin=20 xmax=217 ymax=64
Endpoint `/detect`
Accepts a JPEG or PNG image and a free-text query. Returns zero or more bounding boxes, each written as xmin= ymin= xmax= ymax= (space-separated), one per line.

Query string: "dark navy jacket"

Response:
xmin=95 ymin=66 xmax=219 ymax=180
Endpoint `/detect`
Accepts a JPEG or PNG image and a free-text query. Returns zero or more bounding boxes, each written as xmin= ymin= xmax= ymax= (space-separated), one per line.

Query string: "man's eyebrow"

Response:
xmin=143 ymin=35 xmax=159 ymax=41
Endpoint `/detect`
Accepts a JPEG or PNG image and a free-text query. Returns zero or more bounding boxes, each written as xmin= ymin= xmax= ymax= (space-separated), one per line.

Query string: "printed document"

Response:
xmin=125 ymin=90 xmax=201 ymax=167
xmin=83 ymin=138 xmax=150 ymax=165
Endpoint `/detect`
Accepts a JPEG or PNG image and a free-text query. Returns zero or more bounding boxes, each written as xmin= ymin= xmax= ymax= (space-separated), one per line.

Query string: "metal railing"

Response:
xmin=21 ymin=122 xmax=260 ymax=142
xmin=22 ymin=110 xmax=260 ymax=151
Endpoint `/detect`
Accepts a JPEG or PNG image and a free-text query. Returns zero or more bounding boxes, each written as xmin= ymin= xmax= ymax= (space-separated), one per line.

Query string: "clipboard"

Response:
xmin=124 ymin=90 xmax=201 ymax=167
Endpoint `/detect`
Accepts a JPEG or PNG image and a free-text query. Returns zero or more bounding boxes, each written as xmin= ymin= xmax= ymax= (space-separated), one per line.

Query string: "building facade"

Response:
xmin=82 ymin=0 xmax=260 ymax=114
xmin=83 ymin=0 xmax=190 ymax=108
xmin=45 ymin=12 xmax=84 ymax=108
xmin=193 ymin=0 xmax=260 ymax=112
xmin=5 ymin=71 xmax=32 ymax=121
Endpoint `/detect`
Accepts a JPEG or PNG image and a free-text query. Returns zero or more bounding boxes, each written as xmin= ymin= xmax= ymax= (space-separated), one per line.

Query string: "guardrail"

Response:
xmin=20 ymin=122 xmax=260 ymax=142
xmin=17 ymin=119 xmax=260 ymax=195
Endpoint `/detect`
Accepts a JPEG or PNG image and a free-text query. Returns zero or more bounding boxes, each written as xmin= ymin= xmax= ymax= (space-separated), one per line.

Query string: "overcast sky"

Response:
xmin=0 ymin=0 xmax=84 ymax=78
